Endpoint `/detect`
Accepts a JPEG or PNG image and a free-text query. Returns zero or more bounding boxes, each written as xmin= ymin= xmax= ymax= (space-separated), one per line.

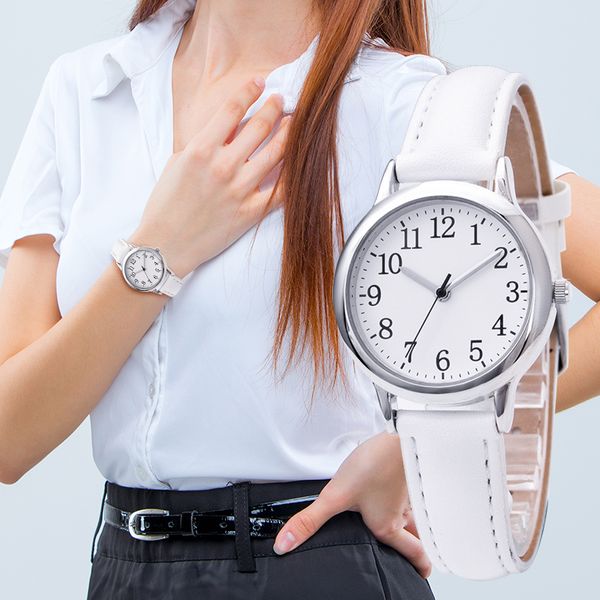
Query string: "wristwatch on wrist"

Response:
xmin=111 ymin=238 xmax=185 ymax=297
xmin=334 ymin=66 xmax=571 ymax=580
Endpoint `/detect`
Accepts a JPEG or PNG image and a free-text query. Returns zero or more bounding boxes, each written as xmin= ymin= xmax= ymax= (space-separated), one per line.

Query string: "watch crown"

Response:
xmin=553 ymin=278 xmax=570 ymax=304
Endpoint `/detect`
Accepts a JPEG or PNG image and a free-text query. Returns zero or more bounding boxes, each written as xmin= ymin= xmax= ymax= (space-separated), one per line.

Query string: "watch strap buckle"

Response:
xmin=519 ymin=179 xmax=572 ymax=225
xmin=519 ymin=179 xmax=572 ymax=264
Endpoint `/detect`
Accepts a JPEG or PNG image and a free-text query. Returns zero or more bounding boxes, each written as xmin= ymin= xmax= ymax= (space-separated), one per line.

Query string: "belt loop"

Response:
xmin=90 ymin=480 xmax=109 ymax=563
xmin=231 ymin=481 xmax=256 ymax=572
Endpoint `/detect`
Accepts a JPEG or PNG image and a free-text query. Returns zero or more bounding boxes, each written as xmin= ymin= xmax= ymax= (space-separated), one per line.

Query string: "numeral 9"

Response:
xmin=367 ymin=285 xmax=381 ymax=306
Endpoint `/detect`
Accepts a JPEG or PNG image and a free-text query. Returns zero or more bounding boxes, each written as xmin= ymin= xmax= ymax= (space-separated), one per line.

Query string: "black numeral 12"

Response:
xmin=431 ymin=216 xmax=455 ymax=238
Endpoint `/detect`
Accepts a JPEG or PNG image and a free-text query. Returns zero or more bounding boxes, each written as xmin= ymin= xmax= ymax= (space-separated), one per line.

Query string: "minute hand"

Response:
xmin=446 ymin=249 xmax=504 ymax=293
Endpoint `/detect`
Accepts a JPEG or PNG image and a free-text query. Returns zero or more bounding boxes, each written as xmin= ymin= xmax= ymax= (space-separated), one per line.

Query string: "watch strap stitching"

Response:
xmin=486 ymin=86 xmax=502 ymax=150
xmin=411 ymin=435 xmax=451 ymax=573
xmin=483 ymin=439 xmax=510 ymax=575
xmin=407 ymin=77 xmax=443 ymax=154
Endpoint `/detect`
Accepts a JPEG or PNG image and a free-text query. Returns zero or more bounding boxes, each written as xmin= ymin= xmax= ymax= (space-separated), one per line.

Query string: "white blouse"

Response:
xmin=0 ymin=0 xmax=575 ymax=490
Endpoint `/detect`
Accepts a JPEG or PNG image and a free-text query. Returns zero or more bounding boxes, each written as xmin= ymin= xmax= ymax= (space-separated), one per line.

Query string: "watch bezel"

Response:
xmin=120 ymin=245 xmax=168 ymax=293
xmin=333 ymin=179 xmax=555 ymax=406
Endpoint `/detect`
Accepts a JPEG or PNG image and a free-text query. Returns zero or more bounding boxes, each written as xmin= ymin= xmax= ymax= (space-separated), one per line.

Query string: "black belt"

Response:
xmin=103 ymin=493 xmax=319 ymax=541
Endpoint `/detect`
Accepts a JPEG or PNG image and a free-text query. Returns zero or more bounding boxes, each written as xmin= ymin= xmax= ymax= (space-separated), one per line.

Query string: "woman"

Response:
xmin=0 ymin=0 xmax=598 ymax=598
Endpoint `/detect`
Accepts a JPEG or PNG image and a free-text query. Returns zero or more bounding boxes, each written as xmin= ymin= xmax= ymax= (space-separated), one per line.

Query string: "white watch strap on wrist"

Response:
xmin=158 ymin=270 xmax=184 ymax=297
xmin=111 ymin=238 xmax=133 ymax=265
xmin=391 ymin=66 xmax=567 ymax=579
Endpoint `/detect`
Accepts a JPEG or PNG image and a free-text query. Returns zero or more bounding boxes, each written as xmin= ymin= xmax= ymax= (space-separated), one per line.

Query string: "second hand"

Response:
xmin=405 ymin=272 xmax=452 ymax=363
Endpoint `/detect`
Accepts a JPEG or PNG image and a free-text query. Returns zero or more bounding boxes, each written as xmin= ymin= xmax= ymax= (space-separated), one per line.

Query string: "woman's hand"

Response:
xmin=129 ymin=76 xmax=291 ymax=279
xmin=272 ymin=431 xmax=432 ymax=579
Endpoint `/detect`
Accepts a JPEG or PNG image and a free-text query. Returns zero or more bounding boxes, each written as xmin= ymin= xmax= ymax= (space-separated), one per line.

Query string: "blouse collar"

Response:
xmin=91 ymin=0 xmax=365 ymax=102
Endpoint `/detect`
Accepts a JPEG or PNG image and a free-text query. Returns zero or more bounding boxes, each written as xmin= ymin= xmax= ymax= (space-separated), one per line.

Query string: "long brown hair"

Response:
xmin=129 ymin=0 xmax=431 ymax=407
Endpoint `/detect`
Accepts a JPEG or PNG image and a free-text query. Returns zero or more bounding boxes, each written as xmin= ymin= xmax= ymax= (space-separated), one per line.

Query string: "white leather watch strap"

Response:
xmin=111 ymin=237 xmax=133 ymax=265
xmin=392 ymin=66 xmax=567 ymax=579
xmin=158 ymin=270 xmax=184 ymax=297
xmin=397 ymin=341 xmax=557 ymax=579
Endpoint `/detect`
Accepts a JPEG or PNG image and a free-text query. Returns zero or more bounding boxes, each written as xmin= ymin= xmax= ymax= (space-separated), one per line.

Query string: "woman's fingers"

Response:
xmin=187 ymin=77 xmax=266 ymax=151
xmin=403 ymin=508 xmax=419 ymax=538
xmin=374 ymin=524 xmax=432 ymax=579
xmin=226 ymin=93 xmax=285 ymax=163
xmin=272 ymin=497 xmax=333 ymax=555
xmin=272 ymin=493 xmax=432 ymax=579
xmin=272 ymin=488 xmax=348 ymax=555
xmin=236 ymin=115 xmax=292 ymax=195
xmin=183 ymin=77 xmax=290 ymax=208
xmin=243 ymin=182 xmax=283 ymax=223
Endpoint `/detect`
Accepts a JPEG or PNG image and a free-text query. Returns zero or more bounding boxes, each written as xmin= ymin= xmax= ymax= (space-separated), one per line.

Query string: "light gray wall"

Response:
xmin=0 ymin=1 xmax=598 ymax=598
xmin=0 ymin=3 xmax=137 ymax=599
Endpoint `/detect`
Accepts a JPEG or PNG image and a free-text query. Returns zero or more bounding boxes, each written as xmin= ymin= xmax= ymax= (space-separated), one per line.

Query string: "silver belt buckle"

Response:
xmin=127 ymin=508 xmax=170 ymax=541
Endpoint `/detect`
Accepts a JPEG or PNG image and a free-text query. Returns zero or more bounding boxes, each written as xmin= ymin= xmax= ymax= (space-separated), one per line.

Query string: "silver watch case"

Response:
xmin=333 ymin=156 xmax=564 ymax=422
xmin=117 ymin=244 xmax=171 ymax=295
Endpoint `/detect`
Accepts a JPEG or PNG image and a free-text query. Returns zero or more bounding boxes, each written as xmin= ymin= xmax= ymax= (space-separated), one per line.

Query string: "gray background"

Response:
xmin=0 ymin=1 xmax=598 ymax=597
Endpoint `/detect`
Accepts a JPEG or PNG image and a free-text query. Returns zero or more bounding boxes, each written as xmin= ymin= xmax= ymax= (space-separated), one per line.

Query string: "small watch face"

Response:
xmin=123 ymin=247 xmax=165 ymax=291
xmin=346 ymin=196 xmax=533 ymax=389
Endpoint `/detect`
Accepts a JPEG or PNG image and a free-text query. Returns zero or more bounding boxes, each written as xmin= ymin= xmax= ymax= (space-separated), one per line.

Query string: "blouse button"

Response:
xmin=148 ymin=382 xmax=155 ymax=397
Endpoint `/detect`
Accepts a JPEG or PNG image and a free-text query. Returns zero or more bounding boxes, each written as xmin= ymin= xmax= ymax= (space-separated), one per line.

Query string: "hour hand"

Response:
xmin=401 ymin=265 xmax=439 ymax=294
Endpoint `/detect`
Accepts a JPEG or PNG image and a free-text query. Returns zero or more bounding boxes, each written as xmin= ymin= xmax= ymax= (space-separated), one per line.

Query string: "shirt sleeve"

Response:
xmin=0 ymin=57 xmax=65 ymax=269
xmin=549 ymin=158 xmax=577 ymax=179
xmin=381 ymin=52 xmax=448 ymax=158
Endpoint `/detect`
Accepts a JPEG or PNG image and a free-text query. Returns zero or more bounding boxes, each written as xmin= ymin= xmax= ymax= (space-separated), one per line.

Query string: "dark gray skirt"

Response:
xmin=86 ymin=478 xmax=436 ymax=600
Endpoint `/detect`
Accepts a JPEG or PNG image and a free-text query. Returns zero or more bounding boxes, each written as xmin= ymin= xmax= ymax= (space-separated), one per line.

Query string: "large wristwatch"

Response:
xmin=334 ymin=66 xmax=571 ymax=579
xmin=111 ymin=238 xmax=186 ymax=297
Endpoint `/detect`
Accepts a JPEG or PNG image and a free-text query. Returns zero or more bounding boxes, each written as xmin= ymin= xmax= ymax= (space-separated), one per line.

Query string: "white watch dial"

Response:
xmin=347 ymin=197 xmax=532 ymax=387
xmin=123 ymin=247 xmax=165 ymax=291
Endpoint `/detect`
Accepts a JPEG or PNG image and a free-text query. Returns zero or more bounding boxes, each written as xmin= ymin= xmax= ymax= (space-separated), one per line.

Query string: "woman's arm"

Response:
xmin=555 ymin=172 xmax=600 ymax=412
xmin=0 ymin=77 xmax=290 ymax=484
xmin=0 ymin=232 xmax=170 ymax=484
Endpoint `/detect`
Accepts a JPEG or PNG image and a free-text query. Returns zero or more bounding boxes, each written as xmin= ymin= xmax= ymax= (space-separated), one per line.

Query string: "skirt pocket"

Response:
xmin=368 ymin=539 xmax=437 ymax=600
xmin=258 ymin=540 xmax=388 ymax=600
